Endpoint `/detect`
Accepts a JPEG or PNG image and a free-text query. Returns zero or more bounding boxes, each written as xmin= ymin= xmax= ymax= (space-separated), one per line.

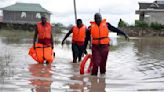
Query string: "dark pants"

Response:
xmin=91 ymin=45 xmax=109 ymax=75
xmin=72 ymin=43 xmax=84 ymax=63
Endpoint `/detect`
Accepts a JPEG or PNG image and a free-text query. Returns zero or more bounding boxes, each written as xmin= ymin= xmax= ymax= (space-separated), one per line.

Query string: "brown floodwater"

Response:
xmin=0 ymin=36 xmax=164 ymax=92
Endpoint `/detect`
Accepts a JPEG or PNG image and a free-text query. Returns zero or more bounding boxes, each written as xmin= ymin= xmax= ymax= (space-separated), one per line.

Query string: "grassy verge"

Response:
xmin=0 ymin=29 xmax=34 ymax=43
xmin=0 ymin=29 xmax=34 ymax=38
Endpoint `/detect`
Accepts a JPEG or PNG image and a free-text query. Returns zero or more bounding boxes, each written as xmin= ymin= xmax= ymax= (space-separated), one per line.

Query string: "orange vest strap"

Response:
xmin=93 ymin=37 xmax=109 ymax=40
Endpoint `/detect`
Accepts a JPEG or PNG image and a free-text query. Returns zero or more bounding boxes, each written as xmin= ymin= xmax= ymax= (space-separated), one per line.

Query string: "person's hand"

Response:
xmin=84 ymin=49 xmax=88 ymax=55
xmin=33 ymin=45 xmax=36 ymax=49
xmin=61 ymin=40 xmax=64 ymax=46
xmin=125 ymin=34 xmax=129 ymax=41
xmin=33 ymin=44 xmax=36 ymax=50
xmin=51 ymin=46 xmax=54 ymax=49
xmin=53 ymin=52 xmax=55 ymax=57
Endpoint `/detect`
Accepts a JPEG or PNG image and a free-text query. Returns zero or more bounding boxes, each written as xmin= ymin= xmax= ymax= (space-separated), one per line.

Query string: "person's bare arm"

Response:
xmin=51 ymin=32 xmax=54 ymax=49
xmin=61 ymin=28 xmax=73 ymax=45
xmin=33 ymin=26 xmax=38 ymax=49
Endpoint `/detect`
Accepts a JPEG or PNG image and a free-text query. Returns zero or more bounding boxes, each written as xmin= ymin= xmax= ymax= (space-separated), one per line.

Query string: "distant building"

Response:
xmin=0 ymin=3 xmax=50 ymax=24
xmin=0 ymin=16 xmax=3 ymax=22
xmin=136 ymin=0 xmax=164 ymax=25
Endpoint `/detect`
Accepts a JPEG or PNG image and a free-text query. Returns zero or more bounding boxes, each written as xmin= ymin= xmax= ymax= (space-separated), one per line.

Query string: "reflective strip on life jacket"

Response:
xmin=37 ymin=22 xmax=52 ymax=39
xmin=90 ymin=19 xmax=110 ymax=45
xmin=72 ymin=25 xmax=86 ymax=42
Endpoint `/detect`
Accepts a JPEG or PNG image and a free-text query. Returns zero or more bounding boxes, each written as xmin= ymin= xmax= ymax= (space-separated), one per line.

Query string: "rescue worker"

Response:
xmin=62 ymin=19 xmax=87 ymax=63
xmin=33 ymin=15 xmax=54 ymax=64
xmin=85 ymin=13 xmax=129 ymax=76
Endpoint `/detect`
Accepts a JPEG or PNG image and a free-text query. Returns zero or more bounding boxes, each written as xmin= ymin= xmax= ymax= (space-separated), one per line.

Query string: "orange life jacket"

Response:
xmin=90 ymin=19 xmax=110 ymax=45
xmin=72 ymin=25 xmax=86 ymax=42
xmin=29 ymin=43 xmax=54 ymax=64
xmin=37 ymin=22 xmax=52 ymax=40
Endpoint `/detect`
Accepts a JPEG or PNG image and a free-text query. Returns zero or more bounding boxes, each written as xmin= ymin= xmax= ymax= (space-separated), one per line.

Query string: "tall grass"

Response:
xmin=0 ymin=30 xmax=34 ymax=43
xmin=0 ymin=30 xmax=34 ymax=38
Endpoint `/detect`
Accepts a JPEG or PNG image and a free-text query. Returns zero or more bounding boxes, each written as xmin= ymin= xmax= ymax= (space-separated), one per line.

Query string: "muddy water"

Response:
xmin=0 ymin=37 xmax=164 ymax=92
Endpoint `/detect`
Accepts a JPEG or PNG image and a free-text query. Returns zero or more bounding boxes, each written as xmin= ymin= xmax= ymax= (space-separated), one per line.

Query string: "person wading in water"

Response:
xmin=62 ymin=19 xmax=87 ymax=63
xmin=85 ymin=13 xmax=129 ymax=75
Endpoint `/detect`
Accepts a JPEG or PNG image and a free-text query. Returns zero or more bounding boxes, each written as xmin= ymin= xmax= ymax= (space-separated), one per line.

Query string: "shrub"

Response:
xmin=118 ymin=19 xmax=128 ymax=27
xmin=135 ymin=20 xmax=149 ymax=29
xmin=150 ymin=22 xmax=164 ymax=30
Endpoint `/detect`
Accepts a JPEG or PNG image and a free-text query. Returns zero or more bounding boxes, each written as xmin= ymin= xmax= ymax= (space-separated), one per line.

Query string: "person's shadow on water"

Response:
xmin=28 ymin=64 xmax=52 ymax=92
xmin=89 ymin=76 xmax=106 ymax=92
xmin=69 ymin=75 xmax=106 ymax=92
xmin=68 ymin=64 xmax=106 ymax=92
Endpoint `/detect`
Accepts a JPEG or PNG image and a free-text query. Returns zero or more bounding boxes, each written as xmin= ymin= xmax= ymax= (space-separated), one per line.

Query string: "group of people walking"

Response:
xmin=32 ymin=13 xmax=129 ymax=76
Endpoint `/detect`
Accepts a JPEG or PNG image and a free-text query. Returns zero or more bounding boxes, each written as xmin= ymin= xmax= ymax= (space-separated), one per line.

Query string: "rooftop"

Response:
xmin=139 ymin=0 xmax=164 ymax=9
xmin=157 ymin=0 xmax=164 ymax=4
xmin=1 ymin=3 xmax=50 ymax=13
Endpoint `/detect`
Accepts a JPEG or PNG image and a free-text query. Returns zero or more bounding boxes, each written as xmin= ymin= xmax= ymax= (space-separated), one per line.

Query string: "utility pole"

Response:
xmin=73 ymin=0 xmax=77 ymax=24
xmin=99 ymin=8 xmax=101 ymax=13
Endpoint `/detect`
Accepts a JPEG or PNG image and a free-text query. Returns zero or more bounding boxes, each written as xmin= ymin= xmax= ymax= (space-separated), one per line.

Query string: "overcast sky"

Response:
xmin=0 ymin=0 xmax=158 ymax=26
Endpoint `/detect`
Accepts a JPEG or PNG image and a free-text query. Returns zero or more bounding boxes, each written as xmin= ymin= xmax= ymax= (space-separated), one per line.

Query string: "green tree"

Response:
xmin=52 ymin=23 xmax=66 ymax=33
xmin=135 ymin=20 xmax=149 ymax=29
xmin=118 ymin=19 xmax=128 ymax=27
xmin=150 ymin=22 xmax=164 ymax=30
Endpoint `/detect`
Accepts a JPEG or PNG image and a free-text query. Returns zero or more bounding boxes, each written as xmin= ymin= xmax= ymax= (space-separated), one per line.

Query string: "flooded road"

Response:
xmin=0 ymin=37 xmax=164 ymax=92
